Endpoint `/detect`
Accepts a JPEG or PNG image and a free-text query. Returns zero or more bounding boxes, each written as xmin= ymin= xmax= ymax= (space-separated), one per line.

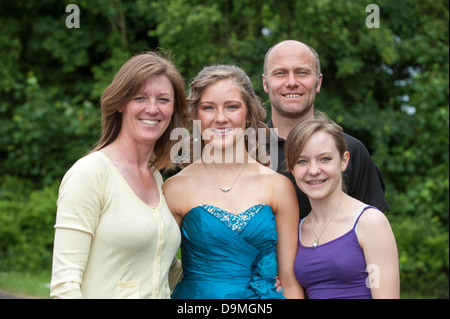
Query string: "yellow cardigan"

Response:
xmin=50 ymin=151 xmax=182 ymax=298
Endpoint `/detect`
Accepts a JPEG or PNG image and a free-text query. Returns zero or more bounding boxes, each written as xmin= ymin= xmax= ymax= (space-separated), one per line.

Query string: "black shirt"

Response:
xmin=267 ymin=120 xmax=390 ymax=218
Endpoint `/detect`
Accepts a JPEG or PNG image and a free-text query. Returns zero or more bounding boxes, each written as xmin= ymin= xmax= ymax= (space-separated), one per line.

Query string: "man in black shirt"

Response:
xmin=263 ymin=40 xmax=389 ymax=218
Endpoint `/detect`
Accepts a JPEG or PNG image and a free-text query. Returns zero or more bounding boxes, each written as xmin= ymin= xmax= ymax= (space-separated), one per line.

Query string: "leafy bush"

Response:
xmin=0 ymin=73 xmax=100 ymax=186
xmin=0 ymin=176 xmax=58 ymax=272
xmin=390 ymin=211 xmax=449 ymax=298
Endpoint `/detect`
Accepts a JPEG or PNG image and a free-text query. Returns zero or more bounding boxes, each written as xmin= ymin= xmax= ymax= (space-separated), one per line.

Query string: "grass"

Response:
xmin=0 ymin=271 xmax=51 ymax=299
xmin=0 ymin=250 xmax=182 ymax=299
xmin=0 ymin=272 xmax=444 ymax=299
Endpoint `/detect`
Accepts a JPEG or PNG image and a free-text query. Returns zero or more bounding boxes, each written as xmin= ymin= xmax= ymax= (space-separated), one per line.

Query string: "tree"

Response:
xmin=0 ymin=0 xmax=447 ymax=297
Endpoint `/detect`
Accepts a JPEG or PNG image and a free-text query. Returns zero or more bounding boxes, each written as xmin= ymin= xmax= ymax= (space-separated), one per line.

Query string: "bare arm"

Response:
xmin=358 ymin=209 xmax=400 ymax=298
xmin=273 ymin=175 xmax=305 ymax=299
xmin=162 ymin=175 xmax=185 ymax=227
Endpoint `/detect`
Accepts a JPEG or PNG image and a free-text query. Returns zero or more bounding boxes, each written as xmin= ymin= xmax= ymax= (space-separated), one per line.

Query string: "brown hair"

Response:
xmin=91 ymin=50 xmax=187 ymax=171
xmin=285 ymin=112 xmax=348 ymax=171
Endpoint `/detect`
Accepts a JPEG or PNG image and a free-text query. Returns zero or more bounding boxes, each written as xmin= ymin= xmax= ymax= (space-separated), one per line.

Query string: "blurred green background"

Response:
xmin=0 ymin=0 xmax=448 ymax=298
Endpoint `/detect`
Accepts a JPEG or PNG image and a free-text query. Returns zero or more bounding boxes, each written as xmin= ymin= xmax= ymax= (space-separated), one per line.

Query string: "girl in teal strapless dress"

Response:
xmin=163 ymin=65 xmax=304 ymax=299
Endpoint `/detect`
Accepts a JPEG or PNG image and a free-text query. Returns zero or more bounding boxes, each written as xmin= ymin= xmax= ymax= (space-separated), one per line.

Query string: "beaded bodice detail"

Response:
xmin=200 ymin=204 xmax=264 ymax=234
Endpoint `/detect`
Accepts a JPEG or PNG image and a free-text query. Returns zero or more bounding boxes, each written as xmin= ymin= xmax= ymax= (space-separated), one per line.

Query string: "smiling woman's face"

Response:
xmin=197 ymin=78 xmax=249 ymax=151
xmin=120 ymin=74 xmax=175 ymax=146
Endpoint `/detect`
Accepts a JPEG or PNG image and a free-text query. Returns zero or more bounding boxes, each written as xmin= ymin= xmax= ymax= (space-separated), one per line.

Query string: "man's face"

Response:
xmin=263 ymin=41 xmax=322 ymax=119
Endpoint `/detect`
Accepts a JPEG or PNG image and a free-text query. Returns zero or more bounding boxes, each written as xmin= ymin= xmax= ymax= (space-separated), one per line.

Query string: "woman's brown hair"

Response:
xmin=91 ymin=50 xmax=187 ymax=171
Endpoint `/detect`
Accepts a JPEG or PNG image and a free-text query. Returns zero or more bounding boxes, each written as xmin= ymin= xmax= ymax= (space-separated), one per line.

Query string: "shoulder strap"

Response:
xmin=298 ymin=218 xmax=306 ymax=242
xmin=353 ymin=205 xmax=378 ymax=234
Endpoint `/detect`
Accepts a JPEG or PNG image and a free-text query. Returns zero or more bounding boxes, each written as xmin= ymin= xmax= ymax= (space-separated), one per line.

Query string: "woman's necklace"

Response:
xmin=311 ymin=196 xmax=344 ymax=248
xmin=203 ymin=161 xmax=247 ymax=192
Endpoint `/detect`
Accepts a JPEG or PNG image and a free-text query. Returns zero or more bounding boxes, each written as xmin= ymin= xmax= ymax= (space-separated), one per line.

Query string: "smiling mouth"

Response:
xmin=307 ymin=179 xmax=326 ymax=185
xmin=211 ymin=128 xmax=233 ymax=134
xmin=283 ymin=94 xmax=302 ymax=98
xmin=139 ymin=119 xmax=159 ymax=125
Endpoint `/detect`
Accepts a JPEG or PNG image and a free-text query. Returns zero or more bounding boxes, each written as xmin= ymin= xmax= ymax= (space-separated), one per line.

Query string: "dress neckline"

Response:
xmin=191 ymin=204 xmax=269 ymax=216
xmin=191 ymin=204 xmax=271 ymax=234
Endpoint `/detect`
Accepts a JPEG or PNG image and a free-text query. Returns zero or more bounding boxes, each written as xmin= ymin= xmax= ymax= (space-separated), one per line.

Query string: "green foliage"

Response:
xmin=0 ymin=72 xmax=101 ymax=185
xmin=0 ymin=0 xmax=447 ymax=298
xmin=0 ymin=176 xmax=58 ymax=272
xmin=391 ymin=210 xmax=449 ymax=298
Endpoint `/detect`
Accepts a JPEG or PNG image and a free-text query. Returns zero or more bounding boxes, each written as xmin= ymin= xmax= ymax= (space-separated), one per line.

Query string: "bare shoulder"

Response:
xmin=162 ymin=164 xmax=200 ymax=212
xmin=356 ymin=206 xmax=398 ymax=260
xmin=357 ymin=206 xmax=393 ymax=237
xmin=359 ymin=207 xmax=390 ymax=225
xmin=269 ymin=169 xmax=295 ymax=191
xmin=253 ymin=165 xmax=297 ymax=214
xmin=164 ymin=164 xmax=196 ymax=191
xmin=249 ymin=164 xmax=294 ymax=196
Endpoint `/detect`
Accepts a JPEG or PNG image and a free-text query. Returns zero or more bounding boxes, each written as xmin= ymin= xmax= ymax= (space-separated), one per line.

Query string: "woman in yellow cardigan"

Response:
xmin=50 ymin=51 xmax=186 ymax=298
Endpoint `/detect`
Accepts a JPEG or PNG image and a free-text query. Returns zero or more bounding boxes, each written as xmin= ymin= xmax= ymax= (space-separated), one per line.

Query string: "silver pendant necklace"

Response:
xmin=311 ymin=196 xmax=344 ymax=248
xmin=203 ymin=161 xmax=247 ymax=192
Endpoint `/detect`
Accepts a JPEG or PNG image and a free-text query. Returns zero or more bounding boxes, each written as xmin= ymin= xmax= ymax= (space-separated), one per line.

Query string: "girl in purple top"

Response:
xmin=284 ymin=114 xmax=400 ymax=299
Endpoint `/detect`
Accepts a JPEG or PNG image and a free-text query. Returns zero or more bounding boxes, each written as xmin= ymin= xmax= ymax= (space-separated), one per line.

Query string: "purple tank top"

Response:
xmin=294 ymin=205 xmax=376 ymax=299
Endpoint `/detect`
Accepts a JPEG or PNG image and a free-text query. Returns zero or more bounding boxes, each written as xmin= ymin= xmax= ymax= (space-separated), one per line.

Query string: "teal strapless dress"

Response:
xmin=172 ymin=204 xmax=284 ymax=299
